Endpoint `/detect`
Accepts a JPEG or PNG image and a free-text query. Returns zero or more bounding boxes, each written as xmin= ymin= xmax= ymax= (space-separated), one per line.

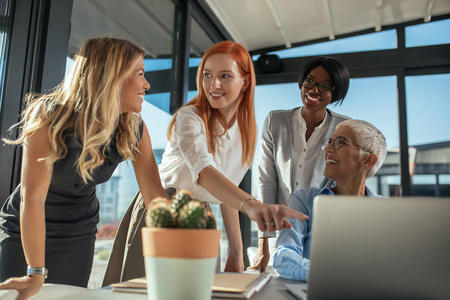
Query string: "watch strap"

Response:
xmin=27 ymin=266 xmax=48 ymax=279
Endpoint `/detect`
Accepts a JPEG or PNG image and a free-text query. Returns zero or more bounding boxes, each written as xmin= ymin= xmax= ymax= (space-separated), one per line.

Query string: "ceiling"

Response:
xmin=204 ymin=0 xmax=450 ymax=52
xmin=70 ymin=0 xmax=176 ymax=58
xmin=70 ymin=0 xmax=450 ymax=58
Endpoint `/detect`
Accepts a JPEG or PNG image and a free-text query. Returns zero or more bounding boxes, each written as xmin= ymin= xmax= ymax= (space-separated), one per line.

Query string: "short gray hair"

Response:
xmin=336 ymin=119 xmax=387 ymax=178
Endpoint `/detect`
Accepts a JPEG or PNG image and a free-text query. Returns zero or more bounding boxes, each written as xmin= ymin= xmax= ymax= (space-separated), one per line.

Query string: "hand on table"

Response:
xmin=0 ymin=275 xmax=44 ymax=300
xmin=247 ymin=237 xmax=270 ymax=273
xmin=223 ymin=250 xmax=244 ymax=273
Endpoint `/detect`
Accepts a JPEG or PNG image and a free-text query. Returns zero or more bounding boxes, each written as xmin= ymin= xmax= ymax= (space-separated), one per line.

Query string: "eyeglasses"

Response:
xmin=302 ymin=77 xmax=335 ymax=94
xmin=321 ymin=136 xmax=372 ymax=153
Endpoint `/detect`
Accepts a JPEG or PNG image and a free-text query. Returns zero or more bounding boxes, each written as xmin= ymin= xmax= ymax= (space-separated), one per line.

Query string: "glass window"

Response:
xmin=144 ymin=58 xmax=172 ymax=72
xmin=0 ymin=0 xmax=12 ymax=112
xmin=187 ymin=90 xmax=198 ymax=101
xmin=70 ymin=0 xmax=175 ymax=288
xmin=332 ymin=76 xmax=399 ymax=148
xmin=188 ymin=16 xmax=214 ymax=103
xmin=189 ymin=57 xmax=202 ymax=68
xmin=406 ymin=74 xmax=450 ymax=145
xmin=254 ymin=29 xmax=397 ymax=60
xmin=141 ymin=94 xmax=173 ymax=162
xmin=406 ymin=73 xmax=450 ymax=196
xmin=406 ymin=18 xmax=450 ymax=47
xmin=144 ymin=92 xmax=170 ymax=114
xmin=190 ymin=17 xmax=214 ymax=59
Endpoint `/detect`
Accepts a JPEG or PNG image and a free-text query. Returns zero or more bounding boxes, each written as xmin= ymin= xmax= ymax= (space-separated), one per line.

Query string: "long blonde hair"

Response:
xmin=167 ymin=41 xmax=257 ymax=167
xmin=5 ymin=37 xmax=145 ymax=183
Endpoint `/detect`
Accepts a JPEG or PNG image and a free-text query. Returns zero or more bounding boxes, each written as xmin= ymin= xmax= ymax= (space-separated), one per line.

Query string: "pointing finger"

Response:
xmin=282 ymin=207 xmax=308 ymax=220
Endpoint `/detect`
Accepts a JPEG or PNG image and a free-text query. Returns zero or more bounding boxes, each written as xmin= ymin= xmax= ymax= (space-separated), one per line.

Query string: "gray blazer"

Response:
xmin=257 ymin=107 xmax=350 ymax=207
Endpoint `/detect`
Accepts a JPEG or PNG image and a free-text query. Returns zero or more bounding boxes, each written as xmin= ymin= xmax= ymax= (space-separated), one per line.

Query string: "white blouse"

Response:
xmin=159 ymin=105 xmax=249 ymax=204
xmin=291 ymin=107 xmax=330 ymax=191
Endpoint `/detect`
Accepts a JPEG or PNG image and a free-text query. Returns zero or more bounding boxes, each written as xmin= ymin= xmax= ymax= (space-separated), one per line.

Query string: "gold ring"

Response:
xmin=264 ymin=222 xmax=275 ymax=226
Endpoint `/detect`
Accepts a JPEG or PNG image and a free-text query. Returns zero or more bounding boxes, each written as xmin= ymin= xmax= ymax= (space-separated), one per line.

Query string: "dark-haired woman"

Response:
xmin=250 ymin=56 xmax=351 ymax=272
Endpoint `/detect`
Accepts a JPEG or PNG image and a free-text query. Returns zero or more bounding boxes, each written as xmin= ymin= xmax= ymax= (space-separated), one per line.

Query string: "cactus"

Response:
xmin=206 ymin=210 xmax=217 ymax=229
xmin=178 ymin=200 xmax=208 ymax=228
xmin=145 ymin=199 xmax=176 ymax=228
xmin=148 ymin=197 xmax=170 ymax=209
xmin=171 ymin=189 xmax=194 ymax=217
xmin=145 ymin=190 xmax=217 ymax=229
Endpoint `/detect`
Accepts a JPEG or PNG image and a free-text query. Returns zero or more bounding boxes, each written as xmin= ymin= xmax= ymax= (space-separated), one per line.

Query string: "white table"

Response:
xmin=0 ymin=284 xmax=146 ymax=300
xmin=0 ymin=275 xmax=303 ymax=299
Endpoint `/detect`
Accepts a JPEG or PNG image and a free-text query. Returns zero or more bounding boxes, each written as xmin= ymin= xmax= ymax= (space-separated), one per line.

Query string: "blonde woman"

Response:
xmin=0 ymin=37 xmax=167 ymax=299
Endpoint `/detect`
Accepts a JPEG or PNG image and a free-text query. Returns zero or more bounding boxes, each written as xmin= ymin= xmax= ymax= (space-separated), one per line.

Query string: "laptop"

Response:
xmin=297 ymin=195 xmax=450 ymax=300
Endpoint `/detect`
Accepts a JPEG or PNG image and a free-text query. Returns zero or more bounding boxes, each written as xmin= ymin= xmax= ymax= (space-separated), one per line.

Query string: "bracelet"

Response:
xmin=240 ymin=197 xmax=256 ymax=214
xmin=27 ymin=266 xmax=48 ymax=279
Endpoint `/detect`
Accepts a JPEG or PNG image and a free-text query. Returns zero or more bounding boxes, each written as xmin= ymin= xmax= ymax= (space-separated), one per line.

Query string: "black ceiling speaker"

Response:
xmin=256 ymin=54 xmax=281 ymax=73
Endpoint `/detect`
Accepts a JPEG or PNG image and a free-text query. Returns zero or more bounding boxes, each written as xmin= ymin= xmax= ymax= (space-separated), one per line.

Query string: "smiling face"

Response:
xmin=202 ymin=53 xmax=248 ymax=122
xmin=323 ymin=126 xmax=367 ymax=184
xmin=120 ymin=56 xmax=149 ymax=114
xmin=300 ymin=66 xmax=333 ymax=114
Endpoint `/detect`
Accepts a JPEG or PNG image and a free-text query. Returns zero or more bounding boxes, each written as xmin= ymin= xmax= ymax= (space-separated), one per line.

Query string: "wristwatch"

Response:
xmin=27 ymin=266 xmax=48 ymax=279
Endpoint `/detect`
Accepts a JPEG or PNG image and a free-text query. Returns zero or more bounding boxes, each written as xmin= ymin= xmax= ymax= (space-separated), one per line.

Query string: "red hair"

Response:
xmin=167 ymin=41 xmax=256 ymax=167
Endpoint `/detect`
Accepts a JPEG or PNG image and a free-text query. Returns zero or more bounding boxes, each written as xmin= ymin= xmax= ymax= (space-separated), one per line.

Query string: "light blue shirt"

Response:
xmin=273 ymin=180 xmax=380 ymax=281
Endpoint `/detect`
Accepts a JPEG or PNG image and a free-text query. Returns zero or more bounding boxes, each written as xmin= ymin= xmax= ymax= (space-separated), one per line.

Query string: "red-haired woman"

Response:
xmin=104 ymin=41 xmax=307 ymax=284
xmin=159 ymin=41 xmax=307 ymax=272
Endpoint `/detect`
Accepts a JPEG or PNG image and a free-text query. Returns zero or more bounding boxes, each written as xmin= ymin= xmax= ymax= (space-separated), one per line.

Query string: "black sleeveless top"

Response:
xmin=0 ymin=122 xmax=144 ymax=238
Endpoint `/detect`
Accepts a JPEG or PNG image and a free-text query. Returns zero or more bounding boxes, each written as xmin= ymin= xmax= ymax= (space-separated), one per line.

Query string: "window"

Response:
xmin=254 ymin=30 xmax=397 ymax=60
xmin=406 ymin=74 xmax=450 ymax=145
xmin=141 ymin=94 xmax=173 ymax=163
xmin=188 ymin=16 xmax=214 ymax=104
xmin=405 ymin=73 xmax=450 ymax=196
xmin=0 ymin=0 xmax=12 ymax=112
xmin=406 ymin=18 xmax=450 ymax=47
xmin=144 ymin=58 xmax=172 ymax=72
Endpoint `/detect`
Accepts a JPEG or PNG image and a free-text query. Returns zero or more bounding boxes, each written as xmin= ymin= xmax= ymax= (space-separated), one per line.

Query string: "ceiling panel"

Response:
xmin=70 ymin=0 xmax=450 ymax=57
xmin=205 ymin=0 xmax=450 ymax=52
xmin=70 ymin=0 xmax=175 ymax=58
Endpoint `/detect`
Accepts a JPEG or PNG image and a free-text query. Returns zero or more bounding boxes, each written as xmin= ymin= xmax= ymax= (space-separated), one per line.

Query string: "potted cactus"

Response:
xmin=141 ymin=190 xmax=221 ymax=300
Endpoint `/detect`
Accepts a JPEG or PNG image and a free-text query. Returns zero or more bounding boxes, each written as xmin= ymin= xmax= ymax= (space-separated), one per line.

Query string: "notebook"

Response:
xmin=212 ymin=272 xmax=271 ymax=298
xmin=304 ymin=195 xmax=450 ymax=300
xmin=110 ymin=272 xmax=271 ymax=299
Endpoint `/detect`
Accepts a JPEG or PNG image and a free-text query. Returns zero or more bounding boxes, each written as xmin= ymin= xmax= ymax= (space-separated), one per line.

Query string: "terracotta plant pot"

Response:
xmin=142 ymin=227 xmax=221 ymax=300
